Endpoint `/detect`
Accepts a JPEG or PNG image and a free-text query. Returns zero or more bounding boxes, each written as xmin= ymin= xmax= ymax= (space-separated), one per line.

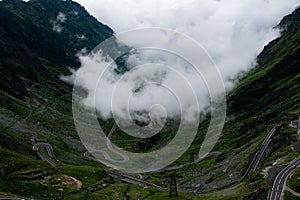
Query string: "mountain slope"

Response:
xmin=0 ymin=1 xmax=299 ymax=199
xmin=176 ymin=7 xmax=300 ymax=198
xmin=0 ymin=0 xmax=113 ymax=98
xmin=0 ymin=0 xmax=119 ymax=199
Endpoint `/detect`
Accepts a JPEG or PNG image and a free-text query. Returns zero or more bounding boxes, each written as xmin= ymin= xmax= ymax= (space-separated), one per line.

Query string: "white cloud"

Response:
xmin=51 ymin=12 xmax=67 ymax=33
xmin=77 ymin=34 xmax=87 ymax=40
xmin=66 ymin=0 xmax=299 ymax=124
xmin=74 ymin=0 xmax=298 ymax=75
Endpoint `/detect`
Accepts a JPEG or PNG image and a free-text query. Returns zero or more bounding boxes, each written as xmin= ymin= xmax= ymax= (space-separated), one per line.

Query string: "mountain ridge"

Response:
xmin=0 ymin=0 xmax=113 ymax=98
xmin=0 ymin=1 xmax=299 ymax=199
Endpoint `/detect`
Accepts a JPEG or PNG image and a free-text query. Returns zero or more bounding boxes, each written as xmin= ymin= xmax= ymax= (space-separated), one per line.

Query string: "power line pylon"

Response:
xmin=169 ymin=174 xmax=178 ymax=198
xmin=189 ymin=152 xmax=195 ymax=166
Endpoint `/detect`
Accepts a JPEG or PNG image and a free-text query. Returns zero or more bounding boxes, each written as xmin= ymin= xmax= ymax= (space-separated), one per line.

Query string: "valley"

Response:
xmin=0 ymin=0 xmax=299 ymax=199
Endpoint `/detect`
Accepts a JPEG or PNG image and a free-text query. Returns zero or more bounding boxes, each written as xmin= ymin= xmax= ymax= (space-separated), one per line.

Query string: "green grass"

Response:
xmin=0 ymin=4 xmax=299 ymax=200
xmin=288 ymin=168 xmax=300 ymax=193
xmin=285 ymin=192 xmax=300 ymax=200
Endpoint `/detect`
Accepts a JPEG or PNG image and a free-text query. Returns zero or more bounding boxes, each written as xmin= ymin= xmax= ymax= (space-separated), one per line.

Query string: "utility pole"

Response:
xmin=169 ymin=174 xmax=178 ymax=198
xmin=189 ymin=152 xmax=195 ymax=166
xmin=123 ymin=185 xmax=131 ymax=200
xmin=123 ymin=194 xmax=130 ymax=200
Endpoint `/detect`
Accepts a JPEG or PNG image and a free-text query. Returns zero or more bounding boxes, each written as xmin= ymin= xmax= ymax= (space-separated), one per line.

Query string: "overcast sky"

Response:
xmin=67 ymin=0 xmax=299 ymax=124
xmin=73 ymin=0 xmax=299 ymax=77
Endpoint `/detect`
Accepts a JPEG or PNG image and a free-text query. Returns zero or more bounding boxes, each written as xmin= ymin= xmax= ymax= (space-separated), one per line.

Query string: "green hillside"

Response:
xmin=0 ymin=0 xmax=299 ymax=199
xmin=0 ymin=0 xmax=112 ymax=98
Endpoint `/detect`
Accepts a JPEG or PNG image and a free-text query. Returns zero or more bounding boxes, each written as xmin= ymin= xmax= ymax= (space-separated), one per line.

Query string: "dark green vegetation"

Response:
xmin=0 ymin=0 xmax=299 ymax=199
xmin=187 ymin=6 xmax=300 ymax=196
xmin=107 ymin=6 xmax=300 ymax=198
xmin=288 ymin=168 xmax=300 ymax=194
xmin=0 ymin=0 xmax=121 ymax=199
xmin=0 ymin=0 xmax=112 ymax=99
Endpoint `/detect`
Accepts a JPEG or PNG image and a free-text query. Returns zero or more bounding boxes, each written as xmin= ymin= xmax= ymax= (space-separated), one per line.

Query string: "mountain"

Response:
xmin=0 ymin=0 xmax=299 ymax=199
xmin=207 ymin=6 xmax=300 ymax=198
xmin=0 ymin=0 xmax=118 ymax=199
xmin=0 ymin=0 xmax=113 ymax=99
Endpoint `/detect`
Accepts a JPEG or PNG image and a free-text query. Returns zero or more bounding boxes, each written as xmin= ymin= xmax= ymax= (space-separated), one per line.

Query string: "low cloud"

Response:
xmin=51 ymin=12 xmax=66 ymax=33
xmin=74 ymin=0 xmax=299 ymax=79
xmin=65 ymin=0 xmax=299 ymax=125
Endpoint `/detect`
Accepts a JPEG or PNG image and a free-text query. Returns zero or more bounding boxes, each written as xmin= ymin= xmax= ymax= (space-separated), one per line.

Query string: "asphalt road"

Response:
xmin=194 ymin=125 xmax=279 ymax=195
xmin=105 ymin=170 xmax=161 ymax=189
xmin=153 ymin=152 xmax=221 ymax=173
xmin=85 ymin=124 xmax=278 ymax=191
xmin=269 ymin=157 xmax=300 ymax=200
xmin=32 ymin=143 xmax=56 ymax=167
xmin=242 ymin=126 xmax=277 ymax=180
xmin=100 ymin=123 xmax=129 ymax=163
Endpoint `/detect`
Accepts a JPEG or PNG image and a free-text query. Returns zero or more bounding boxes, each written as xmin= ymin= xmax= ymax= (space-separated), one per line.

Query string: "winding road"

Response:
xmin=269 ymin=157 xmax=300 ymax=200
xmin=105 ymin=170 xmax=161 ymax=189
xmin=242 ymin=126 xmax=277 ymax=180
xmin=208 ymin=125 xmax=278 ymax=194
xmin=84 ymin=124 xmax=279 ymax=190
xmin=153 ymin=152 xmax=221 ymax=173
xmin=32 ymin=143 xmax=56 ymax=167
xmin=99 ymin=123 xmax=130 ymax=163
